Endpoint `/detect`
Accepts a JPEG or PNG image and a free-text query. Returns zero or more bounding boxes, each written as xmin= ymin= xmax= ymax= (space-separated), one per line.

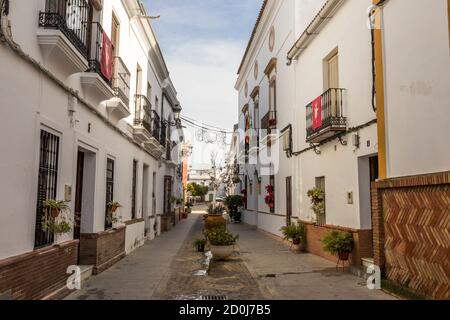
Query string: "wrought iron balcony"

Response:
xmin=160 ymin=122 xmax=167 ymax=146
xmin=38 ymin=0 xmax=91 ymax=59
xmin=306 ymin=88 xmax=346 ymax=143
xmin=112 ymin=56 xmax=131 ymax=106
xmin=134 ymin=95 xmax=152 ymax=134
xmin=152 ymin=111 xmax=161 ymax=142
xmin=261 ymin=110 xmax=277 ymax=132
xmin=87 ymin=22 xmax=113 ymax=86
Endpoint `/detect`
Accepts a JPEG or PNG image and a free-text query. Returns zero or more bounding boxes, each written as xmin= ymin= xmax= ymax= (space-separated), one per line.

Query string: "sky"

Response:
xmin=143 ymin=0 xmax=262 ymax=167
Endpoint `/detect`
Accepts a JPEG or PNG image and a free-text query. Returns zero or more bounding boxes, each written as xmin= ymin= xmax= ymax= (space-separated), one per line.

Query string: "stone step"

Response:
xmin=79 ymin=265 xmax=94 ymax=282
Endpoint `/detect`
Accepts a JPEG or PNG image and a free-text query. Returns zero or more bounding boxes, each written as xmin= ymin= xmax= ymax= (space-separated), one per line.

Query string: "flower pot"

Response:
xmin=292 ymin=239 xmax=300 ymax=245
xmin=210 ymin=245 xmax=234 ymax=261
xmin=111 ymin=206 xmax=118 ymax=213
xmin=50 ymin=208 xmax=60 ymax=218
xmin=338 ymin=252 xmax=350 ymax=261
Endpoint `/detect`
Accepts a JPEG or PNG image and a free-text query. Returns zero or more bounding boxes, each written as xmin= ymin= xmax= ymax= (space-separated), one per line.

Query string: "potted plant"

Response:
xmin=224 ymin=195 xmax=243 ymax=223
xmin=322 ymin=230 xmax=354 ymax=262
xmin=280 ymin=222 xmax=307 ymax=252
xmin=42 ymin=208 xmax=73 ymax=244
xmin=204 ymin=204 xmax=227 ymax=231
xmin=107 ymin=201 xmax=122 ymax=213
xmin=43 ymin=199 xmax=69 ymax=218
xmin=194 ymin=239 xmax=207 ymax=252
xmin=206 ymin=227 xmax=239 ymax=260
xmin=307 ymin=188 xmax=325 ymax=222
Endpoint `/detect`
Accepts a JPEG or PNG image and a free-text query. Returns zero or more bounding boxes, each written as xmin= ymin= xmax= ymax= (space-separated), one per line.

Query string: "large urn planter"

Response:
xmin=210 ymin=245 xmax=234 ymax=261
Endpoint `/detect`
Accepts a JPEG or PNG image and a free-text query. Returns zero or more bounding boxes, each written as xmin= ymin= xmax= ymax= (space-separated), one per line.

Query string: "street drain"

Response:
xmin=201 ymin=295 xmax=228 ymax=300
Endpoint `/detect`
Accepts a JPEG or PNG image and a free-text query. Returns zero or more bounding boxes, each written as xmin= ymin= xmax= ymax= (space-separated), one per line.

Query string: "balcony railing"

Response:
xmin=87 ymin=22 xmax=112 ymax=86
xmin=306 ymin=88 xmax=346 ymax=143
xmin=160 ymin=122 xmax=167 ymax=145
xmin=261 ymin=110 xmax=277 ymax=132
xmin=38 ymin=0 xmax=91 ymax=59
xmin=134 ymin=95 xmax=152 ymax=133
xmin=112 ymin=56 xmax=131 ymax=106
xmin=152 ymin=111 xmax=161 ymax=142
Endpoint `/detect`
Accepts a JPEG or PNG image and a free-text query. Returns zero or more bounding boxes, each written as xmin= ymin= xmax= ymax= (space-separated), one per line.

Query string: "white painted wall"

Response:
xmin=382 ymin=0 xmax=450 ymax=178
xmin=235 ymin=0 xmax=378 ymax=235
xmin=293 ymin=0 xmax=377 ymax=230
xmin=0 ymin=0 xmax=181 ymax=260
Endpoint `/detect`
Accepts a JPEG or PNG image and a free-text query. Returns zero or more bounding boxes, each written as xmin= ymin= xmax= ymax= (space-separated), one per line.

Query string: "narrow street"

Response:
xmin=67 ymin=205 xmax=395 ymax=300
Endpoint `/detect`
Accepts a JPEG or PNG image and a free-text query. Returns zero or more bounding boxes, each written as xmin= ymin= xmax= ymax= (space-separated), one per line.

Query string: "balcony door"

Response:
xmin=327 ymin=52 xmax=339 ymax=116
xmin=111 ymin=13 xmax=120 ymax=88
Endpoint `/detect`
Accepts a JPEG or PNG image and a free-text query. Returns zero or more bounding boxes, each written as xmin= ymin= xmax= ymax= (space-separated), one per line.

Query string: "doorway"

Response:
xmin=286 ymin=177 xmax=292 ymax=226
xmin=143 ymin=164 xmax=149 ymax=235
xmin=74 ymin=148 xmax=96 ymax=262
xmin=358 ymin=155 xmax=379 ymax=230
xmin=74 ymin=151 xmax=84 ymax=242
xmin=163 ymin=176 xmax=172 ymax=215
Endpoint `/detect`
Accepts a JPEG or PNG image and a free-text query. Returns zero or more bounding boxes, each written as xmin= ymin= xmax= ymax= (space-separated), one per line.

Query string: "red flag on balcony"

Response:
xmin=312 ymin=95 xmax=322 ymax=129
xmin=101 ymin=31 xmax=113 ymax=81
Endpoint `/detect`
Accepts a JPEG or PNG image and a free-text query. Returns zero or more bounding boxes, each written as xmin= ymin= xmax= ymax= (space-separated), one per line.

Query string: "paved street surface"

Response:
xmin=67 ymin=205 xmax=396 ymax=300
xmin=232 ymin=224 xmax=396 ymax=300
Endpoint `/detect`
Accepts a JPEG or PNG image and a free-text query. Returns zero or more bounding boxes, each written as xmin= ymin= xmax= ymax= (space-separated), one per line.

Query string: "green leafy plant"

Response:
xmin=42 ymin=215 xmax=72 ymax=235
xmin=193 ymin=239 xmax=207 ymax=247
xmin=43 ymin=199 xmax=69 ymax=211
xmin=280 ymin=222 xmax=306 ymax=243
xmin=207 ymin=204 xmax=226 ymax=215
xmin=106 ymin=214 xmax=121 ymax=226
xmin=307 ymin=188 xmax=325 ymax=218
xmin=224 ymin=195 xmax=244 ymax=208
xmin=322 ymin=230 xmax=354 ymax=255
xmin=206 ymin=227 xmax=239 ymax=246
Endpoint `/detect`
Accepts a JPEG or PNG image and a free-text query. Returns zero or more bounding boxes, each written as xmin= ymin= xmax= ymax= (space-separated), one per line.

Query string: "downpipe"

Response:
xmin=0 ymin=0 xmax=19 ymax=50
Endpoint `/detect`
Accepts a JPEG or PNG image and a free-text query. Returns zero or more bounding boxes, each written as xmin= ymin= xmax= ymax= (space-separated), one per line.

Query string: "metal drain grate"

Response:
xmin=200 ymin=295 xmax=228 ymax=300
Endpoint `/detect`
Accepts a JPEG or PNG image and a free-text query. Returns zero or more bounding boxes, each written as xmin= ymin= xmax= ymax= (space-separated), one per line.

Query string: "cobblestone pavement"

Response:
xmin=152 ymin=215 xmax=264 ymax=300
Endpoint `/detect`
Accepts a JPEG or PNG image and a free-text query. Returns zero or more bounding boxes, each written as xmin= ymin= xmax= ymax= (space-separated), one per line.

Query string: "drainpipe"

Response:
xmin=287 ymin=0 xmax=345 ymax=65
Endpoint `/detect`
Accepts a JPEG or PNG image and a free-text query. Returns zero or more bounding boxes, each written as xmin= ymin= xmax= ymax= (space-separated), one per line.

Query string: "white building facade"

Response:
xmin=0 ymin=0 xmax=183 ymax=299
xmin=235 ymin=0 xmax=380 ymax=266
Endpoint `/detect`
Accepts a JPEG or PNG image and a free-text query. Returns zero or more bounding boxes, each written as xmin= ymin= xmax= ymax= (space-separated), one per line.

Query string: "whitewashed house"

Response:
xmin=0 ymin=0 xmax=183 ymax=299
xmin=235 ymin=0 xmax=380 ymax=267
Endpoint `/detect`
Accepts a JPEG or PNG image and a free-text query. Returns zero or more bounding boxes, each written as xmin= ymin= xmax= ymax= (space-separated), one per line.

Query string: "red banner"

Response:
xmin=312 ymin=95 xmax=322 ymax=129
xmin=101 ymin=31 xmax=113 ymax=81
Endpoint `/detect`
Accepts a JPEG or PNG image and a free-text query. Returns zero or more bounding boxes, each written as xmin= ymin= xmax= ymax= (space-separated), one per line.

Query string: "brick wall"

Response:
xmin=300 ymin=221 xmax=373 ymax=266
xmin=0 ymin=240 xmax=78 ymax=300
xmin=372 ymin=171 xmax=450 ymax=300
xmin=79 ymin=226 xmax=126 ymax=274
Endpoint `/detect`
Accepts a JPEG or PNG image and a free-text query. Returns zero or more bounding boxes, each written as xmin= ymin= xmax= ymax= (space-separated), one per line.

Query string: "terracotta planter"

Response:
xmin=338 ymin=252 xmax=350 ymax=261
xmin=210 ymin=245 xmax=234 ymax=260
xmin=204 ymin=215 xmax=226 ymax=230
xmin=50 ymin=208 xmax=60 ymax=218
xmin=111 ymin=206 xmax=118 ymax=213
xmin=292 ymin=239 xmax=300 ymax=245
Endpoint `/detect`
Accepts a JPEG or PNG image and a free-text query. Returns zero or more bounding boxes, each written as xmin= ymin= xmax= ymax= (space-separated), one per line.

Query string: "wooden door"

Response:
xmin=74 ymin=151 xmax=84 ymax=241
xmin=286 ymin=177 xmax=292 ymax=226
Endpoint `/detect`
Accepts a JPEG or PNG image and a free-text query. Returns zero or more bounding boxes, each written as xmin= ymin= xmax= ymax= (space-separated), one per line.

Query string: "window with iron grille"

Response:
xmin=131 ymin=160 xmax=138 ymax=219
xmin=105 ymin=158 xmax=114 ymax=229
xmin=315 ymin=176 xmax=326 ymax=226
xmin=34 ymin=130 xmax=60 ymax=248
